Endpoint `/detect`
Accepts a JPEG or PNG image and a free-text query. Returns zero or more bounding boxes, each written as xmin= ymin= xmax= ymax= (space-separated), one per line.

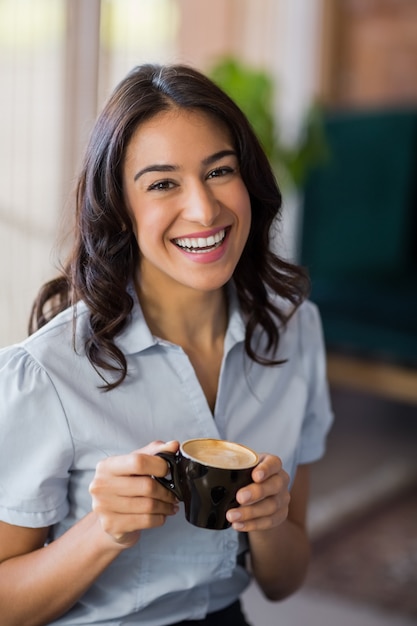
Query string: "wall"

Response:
xmin=321 ymin=0 xmax=417 ymax=108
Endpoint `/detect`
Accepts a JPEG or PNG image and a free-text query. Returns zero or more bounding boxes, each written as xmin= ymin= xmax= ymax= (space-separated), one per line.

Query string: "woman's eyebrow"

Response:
xmin=202 ymin=149 xmax=237 ymax=166
xmin=134 ymin=164 xmax=177 ymax=182
xmin=133 ymin=150 xmax=237 ymax=182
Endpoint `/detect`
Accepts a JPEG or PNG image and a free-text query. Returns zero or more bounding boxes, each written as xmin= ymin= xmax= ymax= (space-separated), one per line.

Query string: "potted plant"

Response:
xmin=208 ymin=57 xmax=328 ymax=192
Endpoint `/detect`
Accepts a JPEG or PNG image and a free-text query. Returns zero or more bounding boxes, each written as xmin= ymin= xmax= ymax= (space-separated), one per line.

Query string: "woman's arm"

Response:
xmin=227 ymin=458 xmax=311 ymax=600
xmin=0 ymin=441 xmax=179 ymax=626
xmin=0 ymin=513 xmax=124 ymax=626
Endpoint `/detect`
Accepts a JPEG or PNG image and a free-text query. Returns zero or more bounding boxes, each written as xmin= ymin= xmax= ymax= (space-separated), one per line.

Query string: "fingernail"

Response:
xmin=227 ymin=510 xmax=241 ymax=522
xmin=233 ymin=522 xmax=245 ymax=530
xmin=238 ymin=490 xmax=251 ymax=504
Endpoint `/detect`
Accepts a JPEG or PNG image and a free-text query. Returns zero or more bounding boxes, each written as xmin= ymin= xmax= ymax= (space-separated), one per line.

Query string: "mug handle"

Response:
xmin=155 ymin=451 xmax=184 ymax=501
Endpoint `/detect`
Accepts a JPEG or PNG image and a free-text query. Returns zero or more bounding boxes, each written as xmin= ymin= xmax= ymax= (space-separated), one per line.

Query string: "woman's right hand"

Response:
xmin=89 ymin=440 xmax=180 ymax=547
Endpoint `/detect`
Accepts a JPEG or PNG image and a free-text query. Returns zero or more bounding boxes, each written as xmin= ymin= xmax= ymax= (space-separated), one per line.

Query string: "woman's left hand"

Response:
xmin=226 ymin=454 xmax=290 ymax=532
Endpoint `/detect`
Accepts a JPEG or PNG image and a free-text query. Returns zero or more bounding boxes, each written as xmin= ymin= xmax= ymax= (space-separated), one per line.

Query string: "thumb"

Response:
xmin=136 ymin=440 xmax=180 ymax=456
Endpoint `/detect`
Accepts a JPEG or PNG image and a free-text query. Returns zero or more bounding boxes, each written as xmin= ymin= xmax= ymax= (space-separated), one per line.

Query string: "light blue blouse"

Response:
xmin=0 ymin=286 xmax=333 ymax=625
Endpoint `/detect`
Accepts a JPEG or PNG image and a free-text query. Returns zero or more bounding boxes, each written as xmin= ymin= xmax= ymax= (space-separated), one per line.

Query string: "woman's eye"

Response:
xmin=207 ymin=166 xmax=234 ymax=179
xmin=148 ymin=180 xmax=175 ymax=191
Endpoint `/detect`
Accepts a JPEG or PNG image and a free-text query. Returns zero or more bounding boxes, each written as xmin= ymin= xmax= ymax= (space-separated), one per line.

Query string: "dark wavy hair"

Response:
xmin=29 ymin=63 xmax=309 ymax=390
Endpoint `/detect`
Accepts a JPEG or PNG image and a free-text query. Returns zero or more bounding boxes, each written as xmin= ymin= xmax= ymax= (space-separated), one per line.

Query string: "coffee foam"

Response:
xmin=182 ymin=439 xmax=258 ymax=469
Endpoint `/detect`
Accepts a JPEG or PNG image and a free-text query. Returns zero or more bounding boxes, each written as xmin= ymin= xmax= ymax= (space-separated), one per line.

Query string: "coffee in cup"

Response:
xmin=156 ymin=438 xmax=258 ymax=530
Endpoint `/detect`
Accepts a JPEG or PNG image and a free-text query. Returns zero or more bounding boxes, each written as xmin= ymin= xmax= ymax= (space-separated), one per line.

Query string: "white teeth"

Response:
xmin=174 ymin=229 xmax=226 ymax=252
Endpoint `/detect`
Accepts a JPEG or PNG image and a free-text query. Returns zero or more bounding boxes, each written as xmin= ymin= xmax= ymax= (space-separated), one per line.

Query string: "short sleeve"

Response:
xmin=0 ymin=346 xmax=73 ymax=527
xmin=296 ymin=302 xmax=334 ymax=464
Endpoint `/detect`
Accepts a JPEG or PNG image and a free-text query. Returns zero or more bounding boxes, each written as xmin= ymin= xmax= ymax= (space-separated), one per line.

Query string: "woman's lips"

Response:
xmin=172 ymin=227 xmax=229 ymax=254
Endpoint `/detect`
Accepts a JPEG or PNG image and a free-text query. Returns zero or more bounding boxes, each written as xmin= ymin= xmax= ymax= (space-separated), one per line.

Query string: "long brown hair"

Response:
xmin=29 ymin=63 xmax=309 ymax=390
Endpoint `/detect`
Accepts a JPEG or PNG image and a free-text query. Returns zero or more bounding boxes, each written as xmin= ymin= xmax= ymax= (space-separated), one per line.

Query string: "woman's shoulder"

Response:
xmin=0 ymin=301 xmax=90 ymax=374
xmin=267 ymin=291 xmax=321 ymax=331
xmin=292 ymin=298 xmax=321 ymax=328
xmin=286 ymin=297 xmax=324 ymax=345
xmin=263 ymin=293 xmax=325 ymax=361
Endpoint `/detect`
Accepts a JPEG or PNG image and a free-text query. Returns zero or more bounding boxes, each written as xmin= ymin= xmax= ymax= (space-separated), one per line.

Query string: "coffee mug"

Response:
xmin=155 ymin=438 xmax=258 ymax=530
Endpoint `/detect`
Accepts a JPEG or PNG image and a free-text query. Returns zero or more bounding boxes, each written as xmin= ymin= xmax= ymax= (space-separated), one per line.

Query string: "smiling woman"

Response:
xmin=0 ymin=63 xmax=333 ymax=626
xmin=123 ymin=108 xmax=251 ymax=293
xmin=29 ymin=64 xmax=310 ymax=389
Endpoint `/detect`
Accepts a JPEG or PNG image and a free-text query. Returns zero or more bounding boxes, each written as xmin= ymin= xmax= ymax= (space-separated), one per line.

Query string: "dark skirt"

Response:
xmin=169 ymin=600 xmax=252 ymax=626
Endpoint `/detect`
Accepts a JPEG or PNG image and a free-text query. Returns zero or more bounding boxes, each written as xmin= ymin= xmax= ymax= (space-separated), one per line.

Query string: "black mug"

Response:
xmin=156 ymin=438 xmax=259 ymax=530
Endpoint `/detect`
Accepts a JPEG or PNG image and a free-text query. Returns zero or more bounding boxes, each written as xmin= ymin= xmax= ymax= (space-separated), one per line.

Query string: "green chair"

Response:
xmin=300 ymin=108 xmax=417 ymax=366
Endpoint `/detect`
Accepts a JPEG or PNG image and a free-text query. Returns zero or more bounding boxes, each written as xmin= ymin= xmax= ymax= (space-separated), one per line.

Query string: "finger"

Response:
xmin=227 ymin=493 xmax=290 ymax=532
xmin=90 ymin=474 xmax=178 ymax=504
xmin=100 ymin=439 xmax=180 ymax=476
xmin=92 ymin=488 xmax=180 ymax=517
xmin=232 ymin=495 xmax=282 ymax=523
xmin=130 ymin=440 xmax=180 ymax=477
xmin=98 ymin=508 xmax=177 ymax=541
xmin=94 ymin=448 xmax=175 ymax=480
xmin=251 ymin=454 xmax=283 ymax=483
xmin=134 ymin=440 xmax=180 ymax=457
xmin=236 ymin=471 xmax=288 ymax=506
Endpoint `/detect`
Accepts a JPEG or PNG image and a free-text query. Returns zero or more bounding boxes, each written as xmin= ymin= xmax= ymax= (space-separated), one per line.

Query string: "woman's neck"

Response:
xmin=135 ymin=273 xmax=229 ymax=413
xmin=136 ymin=277 xmax=229 ymax=352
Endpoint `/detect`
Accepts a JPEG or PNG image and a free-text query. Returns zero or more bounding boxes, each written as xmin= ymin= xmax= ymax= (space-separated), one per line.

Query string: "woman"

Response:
xmin=0 ymin=64 xmax=333 ymax=626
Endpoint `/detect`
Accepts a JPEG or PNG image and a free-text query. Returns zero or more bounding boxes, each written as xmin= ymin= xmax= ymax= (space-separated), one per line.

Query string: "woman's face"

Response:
xmin=123 ymin=108 xmax=251 ymax=295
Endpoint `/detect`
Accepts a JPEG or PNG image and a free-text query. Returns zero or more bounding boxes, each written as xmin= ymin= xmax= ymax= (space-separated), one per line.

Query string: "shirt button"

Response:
xmin=227 ymin=541 xmax=237 ymax=550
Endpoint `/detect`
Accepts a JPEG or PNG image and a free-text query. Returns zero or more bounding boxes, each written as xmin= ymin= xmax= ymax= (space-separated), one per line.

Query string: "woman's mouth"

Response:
xmin=172 ymin=228 xmax=229 ymax=254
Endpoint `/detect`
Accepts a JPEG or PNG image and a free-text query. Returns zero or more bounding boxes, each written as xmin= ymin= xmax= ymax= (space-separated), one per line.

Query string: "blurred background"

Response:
xmin=1 ymin=1 xmax=416 ymax=624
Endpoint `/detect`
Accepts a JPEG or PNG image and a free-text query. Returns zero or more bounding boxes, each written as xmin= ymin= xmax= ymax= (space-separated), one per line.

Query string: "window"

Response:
xmin=0 ymin=0 xmax=66 ymax=344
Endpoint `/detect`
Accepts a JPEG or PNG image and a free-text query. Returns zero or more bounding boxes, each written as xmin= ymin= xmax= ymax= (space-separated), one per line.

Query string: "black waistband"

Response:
xmin=168 ymin=599 xmax=252 ymax=626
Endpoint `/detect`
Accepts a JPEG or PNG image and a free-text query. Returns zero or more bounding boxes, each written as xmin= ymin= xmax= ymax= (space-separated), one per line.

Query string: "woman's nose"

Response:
xmin=181 ymin=183 xmax=220 ymax=226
